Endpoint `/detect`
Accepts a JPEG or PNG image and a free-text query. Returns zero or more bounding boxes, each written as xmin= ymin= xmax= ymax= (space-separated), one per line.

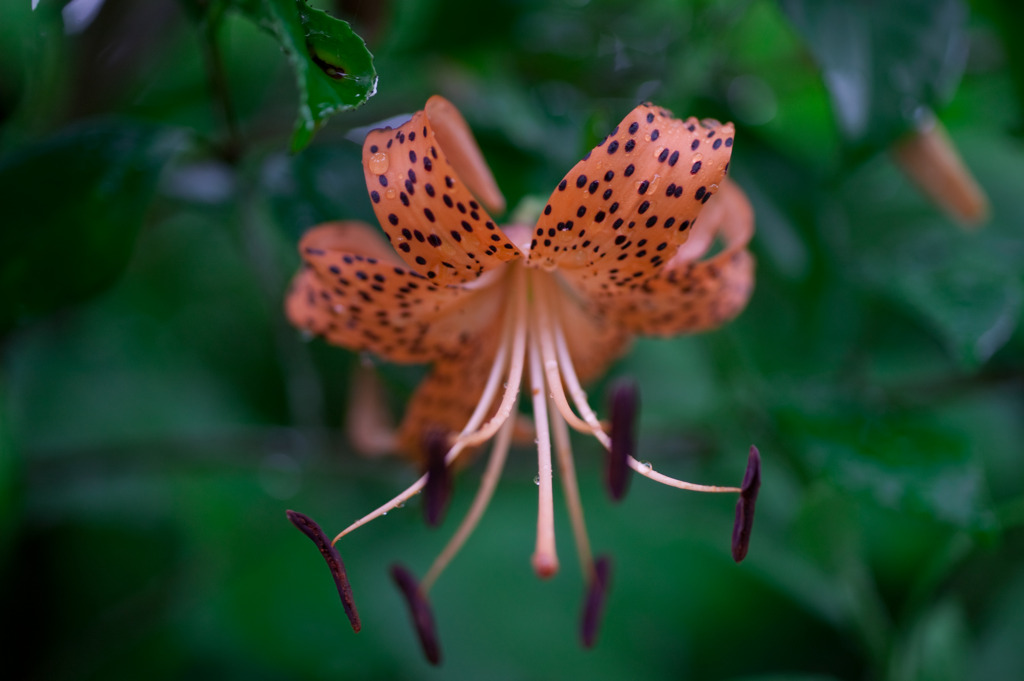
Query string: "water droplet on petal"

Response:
xmin=385 ymin=188 xmax=396 ymax=200
xmin=533 ymin=475 xmax=541 ymax=485
xmin=369 ymin=152 xmax=390 ymax=175
xmin=641 ymin=461 xmax=652 ymax=470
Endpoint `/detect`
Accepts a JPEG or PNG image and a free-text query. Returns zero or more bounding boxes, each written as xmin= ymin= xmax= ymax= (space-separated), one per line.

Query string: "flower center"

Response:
xmin=330 ymin=226 xmax=746 ymax=591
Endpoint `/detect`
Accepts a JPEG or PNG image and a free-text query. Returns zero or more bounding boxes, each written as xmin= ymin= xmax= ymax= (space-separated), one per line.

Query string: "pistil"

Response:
xmin=528 ymin=316 xmax=560 ymax=578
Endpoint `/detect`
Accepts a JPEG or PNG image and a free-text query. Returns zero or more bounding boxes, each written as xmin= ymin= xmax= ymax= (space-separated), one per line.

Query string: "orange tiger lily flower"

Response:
xmin=285 ymin=96 xmax=760 ymax=664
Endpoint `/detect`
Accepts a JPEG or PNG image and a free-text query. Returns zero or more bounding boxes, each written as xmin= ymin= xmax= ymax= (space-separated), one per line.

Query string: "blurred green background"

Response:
xmin=2 ymin=0 xmax=1024 ymax=679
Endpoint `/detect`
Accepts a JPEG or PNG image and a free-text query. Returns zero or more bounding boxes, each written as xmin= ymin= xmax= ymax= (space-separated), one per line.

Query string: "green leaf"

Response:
xmin=0 ymin=383 xmax=18 ymax=565
xmin=789 ymin=407 xmax=998 ymax=532
xmin=0 ymin=120 xmax=185 ymax=334
xmin=236 ymin=0 xmax=377 ymax=151
xmin=779 ymin=0 xmax=969 ymax=150
xmin=891 ymin=600 xmax=970 ymax=681
xmin=871 ymin=248 xmax=1022 ymax=367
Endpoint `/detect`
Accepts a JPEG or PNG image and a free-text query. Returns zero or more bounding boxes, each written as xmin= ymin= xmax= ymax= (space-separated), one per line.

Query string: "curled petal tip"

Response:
xmin=422 ymin=428 xmax=452 ymax=527
xmin=607 ymin=380 xmax=639 ymax=502
xmin=731 ymin=446 xmax=761 ymax=563
xmin=286 ymin=509 xmax=362 ymax=632
xmin=390 ymin=564 xmax=442 ymax=665
xmin=580 ymin=555 xmax=612 ymax=648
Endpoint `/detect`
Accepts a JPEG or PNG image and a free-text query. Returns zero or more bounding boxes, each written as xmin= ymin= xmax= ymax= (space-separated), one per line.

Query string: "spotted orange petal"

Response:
xmin=285 ymin=221 xmax=507 ymax=363
xmin=528 ymin=103 xmax=734 ymax=299
xmin=599 ymin=180 xmax=755 ymax=336
xmin=363 ymin=96 xmax=522 ymax=286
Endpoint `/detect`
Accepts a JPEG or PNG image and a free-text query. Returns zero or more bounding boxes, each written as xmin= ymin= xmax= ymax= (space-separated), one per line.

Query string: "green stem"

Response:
xmin=200 ymin=15 xmax=243 ymax=162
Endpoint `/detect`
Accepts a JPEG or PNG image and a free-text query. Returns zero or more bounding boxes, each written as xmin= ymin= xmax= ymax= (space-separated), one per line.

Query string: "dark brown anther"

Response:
xmin=422 ymin=428 xmax=451 ymax=527
xmin=731 ymin=445 xmax=762 ymax=563
xmin=580 ymin=555 xmax=612 ymax=648
xmin=607 ymin=380 xmax=639 ymax=501
xmin=286 ymin=509 xmax=361 ymax=632
xmin=391 ymin=564 xmax=442 ymax=665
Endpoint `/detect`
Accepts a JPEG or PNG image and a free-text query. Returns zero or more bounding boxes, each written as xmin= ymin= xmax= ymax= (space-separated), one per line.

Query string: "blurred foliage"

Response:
xmin=2 ymin=0 xmax=1023 ymax=680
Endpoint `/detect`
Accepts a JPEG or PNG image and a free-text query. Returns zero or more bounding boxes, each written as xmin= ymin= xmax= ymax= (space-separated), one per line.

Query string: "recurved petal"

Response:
xmin=363 ymin=96 xmax=522 ymax=285
xmin=527 ymin=103 xmax=734 ymax=299
xmin=599 ymin=180 xmax=755 ymax=336
xmin=286 ymin=221 xmax=507 ymax=364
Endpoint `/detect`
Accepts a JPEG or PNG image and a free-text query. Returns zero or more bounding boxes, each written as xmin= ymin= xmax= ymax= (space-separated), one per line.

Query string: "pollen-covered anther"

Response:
xmin=606 ymin=379 xmax=638 ymax=501
xmin=285 ymin=510 xmax=361 ymax=632
xmin=580 ymin=554 xmax=612 ymax=648
xmin=731 ymin=445 xmax=762 ymax=563
xmin=391 ymin=563 xmax=442 ymax=665
xmin=422 ymin=427 xmax=452 ymax=527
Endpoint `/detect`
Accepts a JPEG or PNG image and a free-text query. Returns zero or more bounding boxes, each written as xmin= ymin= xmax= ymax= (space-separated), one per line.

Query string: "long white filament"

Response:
xmin=534 ymin=275 xmax=600 ymax=435
xmin=550 ymin=304 xmax=740 ymax=494
xmin=333 ymin=268 xmax=528 ymax=544
xmin=421 ymin=396 xmax=518 ymax=593
xmin=550 ymin=394 xmax=594 ymax=582
xmin=333 ymin=255 xmax=739 ymax=556
xmin=454 ymin=265 xmax=529 ymax=449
